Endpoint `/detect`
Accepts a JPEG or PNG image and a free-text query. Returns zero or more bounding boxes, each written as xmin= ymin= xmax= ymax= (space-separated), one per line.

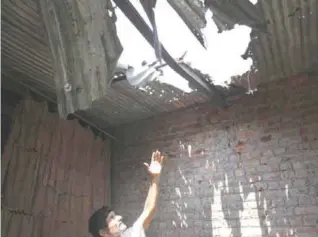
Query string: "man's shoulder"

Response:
xmin=121 ymin=220 xmax=145 ymax=237
xmin=121 ymin=227 xmax=145 ymax=237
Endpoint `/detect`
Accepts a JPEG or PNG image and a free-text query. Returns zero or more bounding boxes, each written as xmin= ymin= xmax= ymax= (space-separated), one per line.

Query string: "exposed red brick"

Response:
xmin=235 ymin=141 xmax=245 ymax=153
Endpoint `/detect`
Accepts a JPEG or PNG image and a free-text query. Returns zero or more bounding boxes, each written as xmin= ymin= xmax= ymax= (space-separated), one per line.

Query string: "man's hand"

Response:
xmin=143 ymin=151 xmax=164 ymax=177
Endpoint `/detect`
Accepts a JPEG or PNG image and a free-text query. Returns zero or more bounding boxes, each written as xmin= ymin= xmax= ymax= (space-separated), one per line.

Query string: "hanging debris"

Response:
xmin=39 ymin=0 xmax=123 ymax=118
xmin=204 ymin=0 xmax=268 ymax=33
xmin=113 ymin=0 xmax=226 ymax=105
xmin=140 ymin=0 xmax=162 ymax=63
xmin=167 ymin=0 xmax=208 ymax=48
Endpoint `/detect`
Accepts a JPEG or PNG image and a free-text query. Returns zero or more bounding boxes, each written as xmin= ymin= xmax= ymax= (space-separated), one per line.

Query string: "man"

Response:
xmin=88 ymin=151 xmax=164 ymax=237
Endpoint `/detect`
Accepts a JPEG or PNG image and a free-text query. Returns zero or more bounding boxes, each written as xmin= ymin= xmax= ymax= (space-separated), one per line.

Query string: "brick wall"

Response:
xmin=1 ymin=97 xmax=111 ymax=237
xmin=112 ymin=75 xmax=318 ymax=237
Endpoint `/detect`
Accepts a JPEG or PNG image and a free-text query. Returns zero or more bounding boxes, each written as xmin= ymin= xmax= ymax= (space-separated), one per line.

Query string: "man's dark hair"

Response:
xmin=88 ymin=206 xmax=112 ymax=237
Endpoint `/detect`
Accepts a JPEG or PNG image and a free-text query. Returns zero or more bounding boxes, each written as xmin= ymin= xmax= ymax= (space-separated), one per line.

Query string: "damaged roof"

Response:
xmin=2 ymin=0 xmax=318 ymax=127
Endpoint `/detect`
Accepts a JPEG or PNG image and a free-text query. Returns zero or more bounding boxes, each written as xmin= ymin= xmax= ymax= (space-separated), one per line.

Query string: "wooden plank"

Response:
xmin=38 ymin=0 xmax=123 ymax=118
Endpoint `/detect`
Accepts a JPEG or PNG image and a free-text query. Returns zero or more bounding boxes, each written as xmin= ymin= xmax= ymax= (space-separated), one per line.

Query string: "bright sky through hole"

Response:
xmin=114 ymin=0 xmax=255 ymax=93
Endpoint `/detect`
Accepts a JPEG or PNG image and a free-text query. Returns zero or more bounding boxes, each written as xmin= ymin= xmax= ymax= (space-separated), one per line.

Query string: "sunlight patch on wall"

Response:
xmin=211 ymin=183 xmax=232 ymax=236
xmin=175 ymin=187 xmax=182 ymax=198
xmin=224 ymin=174 xmax=229 ymax=193
xmin=285 ymin=184 xmax=289 ymax=201
xmin=187 ymin=144 xmax=192 ymax=157
xmin=239 ymin=184 xmax=263 ymax=237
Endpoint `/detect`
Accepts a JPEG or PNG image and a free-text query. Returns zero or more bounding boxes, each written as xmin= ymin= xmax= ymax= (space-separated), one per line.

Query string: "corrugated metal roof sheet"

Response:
xmin=1 ymin=0 xmax=208 ymax=126
xmin=2 ymin=0 xmax=318 ymax=126
xmin=77 ymin=79 xmax=209 ymax=126
xmin=249 ymin=0 xmax=318 ymax=82
xmin=2 ymin=0 xmax=54 ymax=89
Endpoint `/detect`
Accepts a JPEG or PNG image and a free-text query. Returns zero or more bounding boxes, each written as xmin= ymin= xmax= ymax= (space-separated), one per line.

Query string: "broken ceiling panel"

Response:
xmin=113 ymin=0 xmax=226 ymax=104
xmin=39 ymin=0 xmax=123 ymax=118
xmin=2 ymin=0 xmax=317 ymax=127
xmin=167 ymin=0 xmax=207 ymax=48
xmin=205 ymin=0 xmax=268 ymax=33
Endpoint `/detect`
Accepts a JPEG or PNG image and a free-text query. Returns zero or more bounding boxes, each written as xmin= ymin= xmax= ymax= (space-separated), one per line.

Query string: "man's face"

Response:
xmin=104 ymin=211 xmax=127 ymax=236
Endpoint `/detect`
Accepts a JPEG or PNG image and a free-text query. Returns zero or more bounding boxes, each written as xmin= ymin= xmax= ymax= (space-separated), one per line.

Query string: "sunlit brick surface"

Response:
xmin=113 ymin=76 xmax=318 ymax=237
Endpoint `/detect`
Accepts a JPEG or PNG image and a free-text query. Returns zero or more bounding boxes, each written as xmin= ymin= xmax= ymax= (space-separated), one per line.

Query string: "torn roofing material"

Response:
xmin=2 ymin=0 xmax=318 ymax=126
xmin=140 ymin=0 xmax=162 ymax=63
xmin=167 ymin=0 xmax=208 ymax=48
xmin=247 ymin=0 xmax=318 ymax=82
xmin=39 ymin=0 xmax=123 ymax=118
xmin=113 ymin=0 xmax=226 ymax=105
xmin=205 ymin=0 xmax=268 ymax=33
xmin=112 ymin=0 xmax=271 ymax=101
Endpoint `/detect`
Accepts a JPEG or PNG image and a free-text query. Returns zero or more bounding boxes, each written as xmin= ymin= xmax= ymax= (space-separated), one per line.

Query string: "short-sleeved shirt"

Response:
xmin=121 ymin=218 xmax=145 ymax=237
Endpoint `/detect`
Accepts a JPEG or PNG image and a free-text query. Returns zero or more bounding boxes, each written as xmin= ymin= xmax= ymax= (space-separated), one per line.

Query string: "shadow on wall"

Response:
xmin=157 ymin=120 xmax=318 ymax=237
xmin=114 ymin=117 xmax=318 ymax=237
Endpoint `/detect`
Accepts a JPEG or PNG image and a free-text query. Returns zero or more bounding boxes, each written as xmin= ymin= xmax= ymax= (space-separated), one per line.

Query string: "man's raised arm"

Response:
xmin=139 ymin=151 xmax=164 ymax=230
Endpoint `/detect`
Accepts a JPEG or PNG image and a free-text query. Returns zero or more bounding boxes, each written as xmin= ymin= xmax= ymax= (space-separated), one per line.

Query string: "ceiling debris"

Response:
xmin=39 ymin=0 xmax=123 ymax=118
xmin=111 ymin=0 xmax=269 ymax=99
xmin=140 ymin=0 xmax=162 ymax=63
xmin=113 ymin=51 xmax=213 ymax=91
xmin=113 ymin=0 xmax=226 ymax=105
xmin=167 ymin=0 xmax=208 ymax=48
xmin=122 ymin=61 xmax=162 ymax=88
xmin=205 ymin=0 xmax=268 ymax=33
xmin=2 ymin=0 xmax=318 ymax=126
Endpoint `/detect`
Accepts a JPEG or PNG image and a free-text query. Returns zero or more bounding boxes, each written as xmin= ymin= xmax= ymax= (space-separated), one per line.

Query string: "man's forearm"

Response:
xmin=143 ymin=176 xmax=160 ymax=214
xmin=140 ymin=151 xmax=164 ymax=229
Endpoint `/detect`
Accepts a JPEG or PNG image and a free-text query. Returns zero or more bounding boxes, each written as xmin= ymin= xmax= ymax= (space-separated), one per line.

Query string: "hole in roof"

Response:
xmin=249 ymin=0 xmax=258 ymax=4
xmin=114 ymin=0 xmax=254 ymax=93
